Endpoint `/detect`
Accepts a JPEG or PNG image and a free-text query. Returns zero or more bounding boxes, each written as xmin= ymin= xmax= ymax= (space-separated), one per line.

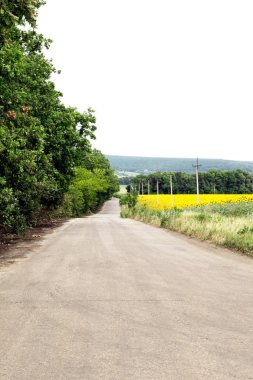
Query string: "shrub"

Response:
xmin=194 ymin=213 xmax=212 ymax=223
xmin=0 ymin=188 xmax=26 ymax=233
xmin=119 ymin=192 xmax=138 ymax=208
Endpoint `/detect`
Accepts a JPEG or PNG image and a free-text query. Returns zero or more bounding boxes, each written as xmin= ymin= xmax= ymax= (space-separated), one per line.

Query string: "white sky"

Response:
xmin=37 ymin=0 xmax=253 ymax=161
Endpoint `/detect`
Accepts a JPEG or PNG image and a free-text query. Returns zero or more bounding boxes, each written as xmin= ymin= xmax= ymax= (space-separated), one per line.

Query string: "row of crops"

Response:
xmin=138 ymin=194 xmax=253 ymax=210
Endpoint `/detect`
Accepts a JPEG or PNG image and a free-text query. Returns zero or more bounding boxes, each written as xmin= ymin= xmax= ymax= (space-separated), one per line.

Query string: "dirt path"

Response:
xmin=0 ymin=198 xmax=253 ymax=379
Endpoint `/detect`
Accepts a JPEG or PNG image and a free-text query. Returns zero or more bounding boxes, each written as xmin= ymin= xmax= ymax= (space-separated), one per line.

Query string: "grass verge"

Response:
xmin=121 ymin=202 xmax=253 ymax=256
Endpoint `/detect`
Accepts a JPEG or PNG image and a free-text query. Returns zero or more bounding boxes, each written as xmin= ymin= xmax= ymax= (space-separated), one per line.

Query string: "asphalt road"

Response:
xmin=0 ymin=198 xmax=253 ymax=380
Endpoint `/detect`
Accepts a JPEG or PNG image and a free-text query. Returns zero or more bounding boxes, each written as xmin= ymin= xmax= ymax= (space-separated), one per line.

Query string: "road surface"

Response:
xmin=0 ymin=198 xmax=253 ymax=379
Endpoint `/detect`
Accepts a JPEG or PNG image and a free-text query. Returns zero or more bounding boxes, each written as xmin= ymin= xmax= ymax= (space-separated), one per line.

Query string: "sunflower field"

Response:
xmin=138 ymin=194 xmax=253 ymax=211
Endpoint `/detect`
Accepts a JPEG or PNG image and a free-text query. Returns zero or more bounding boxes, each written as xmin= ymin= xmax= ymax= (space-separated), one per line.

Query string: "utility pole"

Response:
xmin=192 ymin=158 xmax=201 ymax=204
xmin=156 ymin=179 xmax=159 ymax=205
xmin=147 ymin=180 xmax=150 ymax=204
xmin=141 ymin=181 xmax=144 ymax=195
xmin=138 ymin=182 xmax=140 ymax=195
xmin=170 ymin=175 xmax=174 ymax=207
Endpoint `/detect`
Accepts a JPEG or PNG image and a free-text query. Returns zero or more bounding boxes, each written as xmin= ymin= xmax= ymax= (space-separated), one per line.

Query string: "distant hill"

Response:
xmin=107 ymin=155 xmax=253 ymax=174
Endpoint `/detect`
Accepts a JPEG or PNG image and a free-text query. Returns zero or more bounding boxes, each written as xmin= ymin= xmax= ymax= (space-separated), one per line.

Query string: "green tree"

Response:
xmin=0 ymin=2 xmax=98 ymax=232
xmin=0 ymin=0 xmax=44 ymax=43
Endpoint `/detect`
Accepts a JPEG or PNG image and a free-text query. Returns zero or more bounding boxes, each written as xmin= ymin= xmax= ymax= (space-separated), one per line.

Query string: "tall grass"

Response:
xmin=121 ymin=202 xmax=253 ymax=256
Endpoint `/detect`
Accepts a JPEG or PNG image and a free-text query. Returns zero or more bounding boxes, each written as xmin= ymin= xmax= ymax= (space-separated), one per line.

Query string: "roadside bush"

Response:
xmin=119 ymin=193 xmax=138 ymax=208
xmin=237 ymin=226 xmax=253 ymax=235
xmin=194 ymin=212 xmax=212 ymax=223
xmin=0 ymin=188 xmax=26 ymax=233
xmin=160 ymin=213 xmax=171 ymax=228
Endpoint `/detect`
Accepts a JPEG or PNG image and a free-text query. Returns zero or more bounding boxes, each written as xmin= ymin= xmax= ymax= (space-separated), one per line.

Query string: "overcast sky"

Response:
xmin=37 ymin=1 xmax=253 ymax=161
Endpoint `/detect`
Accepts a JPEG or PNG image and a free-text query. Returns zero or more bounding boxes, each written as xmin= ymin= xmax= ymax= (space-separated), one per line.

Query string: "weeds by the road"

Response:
xmin=121 ymin=202 xmax=253 ymax=256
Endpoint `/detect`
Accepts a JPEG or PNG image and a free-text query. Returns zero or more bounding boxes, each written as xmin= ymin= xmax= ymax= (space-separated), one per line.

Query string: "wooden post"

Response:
xmin=192 ymin=158 xmax=201 ymax=204
xmin=148 ymin=180 xmax=150 ymax=205
xmin=156 ymin=179 xmax=159 ymax=205
xmin=170 ymin=175 xmax=174 ymax=207
xmin=196 ymin=166 xmax=200 ymax=204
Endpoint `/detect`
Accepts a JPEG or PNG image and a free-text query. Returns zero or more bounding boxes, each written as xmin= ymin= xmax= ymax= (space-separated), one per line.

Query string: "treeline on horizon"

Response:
xmin=107 ymin=155 xmax=253 ymax=174
xmin=126 ymin=170 xmax=253 ymax=194
xmin=0 ymin=1 xmax=118 ymax=234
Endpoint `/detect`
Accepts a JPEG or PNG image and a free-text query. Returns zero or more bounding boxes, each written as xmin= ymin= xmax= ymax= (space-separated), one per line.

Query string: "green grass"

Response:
xmin=121 ymin=202 xmax=253 ymax=256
